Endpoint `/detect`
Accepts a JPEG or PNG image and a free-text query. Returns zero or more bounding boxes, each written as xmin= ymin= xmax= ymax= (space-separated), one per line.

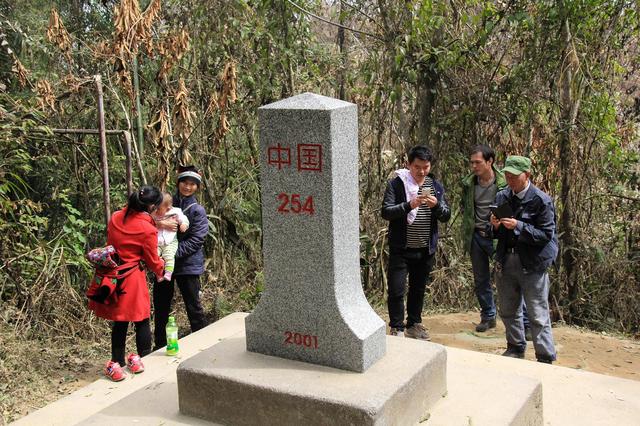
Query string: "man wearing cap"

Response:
xmin=489 ymin=155 xmax=558 ymax=363
xmin=460 ymin=145 xmax=506 ymax=332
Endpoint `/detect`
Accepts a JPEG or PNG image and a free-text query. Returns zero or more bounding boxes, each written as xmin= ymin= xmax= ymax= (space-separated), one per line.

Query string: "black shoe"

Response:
xmin=502 ymin=347 xmax=525 ymax=359
xmin=524 ymin=327 xmax=533 ymax=341
xmin=536 ymin=355 xmax=554 ymax=364
xmin=475 ymin=318 xmax=497 ymax=332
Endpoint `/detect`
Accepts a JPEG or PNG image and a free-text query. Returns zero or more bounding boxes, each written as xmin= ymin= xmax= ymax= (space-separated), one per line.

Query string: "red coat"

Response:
xmin=89 ymin=208 xmax=164 ymax=322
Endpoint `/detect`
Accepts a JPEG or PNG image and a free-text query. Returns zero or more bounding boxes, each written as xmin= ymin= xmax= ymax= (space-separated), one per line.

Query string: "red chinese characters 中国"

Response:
xmin=267 ymin=143 xmax=291 ymax=170
xmin=297 ymin=144 xmax=322 ymax=172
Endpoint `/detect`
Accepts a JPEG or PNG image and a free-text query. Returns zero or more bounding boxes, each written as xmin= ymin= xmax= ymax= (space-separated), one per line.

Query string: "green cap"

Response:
xmin=502 ymin=155 xmax=531 ymax=175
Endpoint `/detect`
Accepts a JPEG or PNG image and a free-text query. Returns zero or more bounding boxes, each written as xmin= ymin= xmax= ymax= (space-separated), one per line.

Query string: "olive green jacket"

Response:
xmin=460 ymin=166 xmax=506 ymax=253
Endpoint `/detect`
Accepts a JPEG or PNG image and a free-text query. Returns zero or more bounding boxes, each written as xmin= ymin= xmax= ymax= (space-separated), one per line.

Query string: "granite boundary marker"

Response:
xmin=244 ymin=92 xmax=386 ymax=372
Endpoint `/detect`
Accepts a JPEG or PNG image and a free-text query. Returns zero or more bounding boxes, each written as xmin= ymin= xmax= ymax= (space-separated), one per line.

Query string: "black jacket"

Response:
xmin=490 ymin=183 xmax=558 ymax=272
xmin=381 ymin=175 xmax=451 ymax=253
xmin=173 ymin=194 xmax=208 ymax=276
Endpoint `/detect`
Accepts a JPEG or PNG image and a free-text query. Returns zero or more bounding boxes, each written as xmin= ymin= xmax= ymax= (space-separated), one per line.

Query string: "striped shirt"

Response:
xmin=406 ymin=177 xmax=434 ymax=248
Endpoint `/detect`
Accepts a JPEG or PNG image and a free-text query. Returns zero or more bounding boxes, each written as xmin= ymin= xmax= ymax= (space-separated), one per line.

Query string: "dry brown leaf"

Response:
xmin=172 ymin=78 xmax=195 ymax=143
xmin=209 ymin=60 xmax=238 ymax=150
xmin=141 ymin=0 xmax=161 ymax=55
xmin=46 ymin=9 xmax=72 ymax=61
xmin=221 ymin=61 xmax=237 ymax=104
xmin=147 ymin=106 xmax=173 ymax=189
xmin=157 ymin=29 xmax=190 ymax=81
xmin=147 ymin=107 xmax=171 ymax=141
xmin=11 ymin=56 xmax=30 ymax=88
xmin=36 ymin=79 xmax=56 ymax=112
xmin=108 ymin=0 xmax=162 ymax=99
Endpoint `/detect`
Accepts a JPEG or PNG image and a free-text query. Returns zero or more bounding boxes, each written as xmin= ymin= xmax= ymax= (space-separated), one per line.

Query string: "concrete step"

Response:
xmin=426 ymin=357 xmax=542 ymax=425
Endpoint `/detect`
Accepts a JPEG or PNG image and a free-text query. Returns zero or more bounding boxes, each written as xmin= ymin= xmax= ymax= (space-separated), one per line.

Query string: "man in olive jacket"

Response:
xmin=381 ymin=145 xmax=451 ymax=340
xmin=489 ymin=156 xmax=558 ymax=364
xmin=460 ymin=145 xmax=506 ymax=332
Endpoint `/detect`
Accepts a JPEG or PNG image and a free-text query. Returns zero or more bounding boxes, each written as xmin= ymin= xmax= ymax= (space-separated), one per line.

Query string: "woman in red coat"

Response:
xmin=89 ymin=186 xmax=165 ymax=381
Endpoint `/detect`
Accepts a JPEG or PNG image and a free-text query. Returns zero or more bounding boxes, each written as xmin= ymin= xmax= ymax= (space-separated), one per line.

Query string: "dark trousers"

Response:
xmin=153 ymin=274 xmax=207 ymax=348
xmin=387 ymin=247 xmax=435 ymax=330
xmin=470 ymin=231 xmax=497 ymax=321
xmin=111 ymin=318 xmax=151 ymax=366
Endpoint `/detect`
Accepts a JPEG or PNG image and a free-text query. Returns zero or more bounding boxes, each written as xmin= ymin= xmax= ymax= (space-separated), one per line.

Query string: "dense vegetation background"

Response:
xmin=1 ymin=0 xmax=638 ymax=421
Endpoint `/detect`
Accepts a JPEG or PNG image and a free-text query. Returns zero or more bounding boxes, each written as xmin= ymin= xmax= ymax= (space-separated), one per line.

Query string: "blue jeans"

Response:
xmin=495 ymin=253 xmax=556 ymax=361
xmin=470 ymin=231 xmax=496 ymax=321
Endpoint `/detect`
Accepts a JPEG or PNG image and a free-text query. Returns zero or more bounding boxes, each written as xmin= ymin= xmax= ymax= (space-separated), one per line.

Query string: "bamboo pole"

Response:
xmin=133 ymin=56 xmax=145 ymax=157
xmin=123 ymin=131 xmax=133 ymax=196
xmin=131 ymin=133 xmax=148 ymax=185
xmin=95 ymin=75 xmax=111 ymax=226
xmin=51 ymin=128 xmax=123 ymax=135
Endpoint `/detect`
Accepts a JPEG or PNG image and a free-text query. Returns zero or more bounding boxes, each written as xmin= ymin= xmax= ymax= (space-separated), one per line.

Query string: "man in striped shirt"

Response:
xmin=381 ymin=145 xmax=451 ymax=340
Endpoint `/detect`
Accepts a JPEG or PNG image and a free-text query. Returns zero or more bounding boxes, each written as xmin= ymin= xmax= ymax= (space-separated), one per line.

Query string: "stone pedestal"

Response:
xmin=177 ymin=336 xmax=447 ymax=426
xmin=245 ymin=93 xmax=385 ymax=372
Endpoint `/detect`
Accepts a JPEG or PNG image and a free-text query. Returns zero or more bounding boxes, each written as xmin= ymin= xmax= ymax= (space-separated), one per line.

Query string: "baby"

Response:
xmin=152 ymin=192 xmax=189 ymax=281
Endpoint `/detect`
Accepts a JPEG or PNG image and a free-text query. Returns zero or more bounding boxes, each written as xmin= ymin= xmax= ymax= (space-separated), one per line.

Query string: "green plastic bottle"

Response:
xmin=166 ymin=316 xmax=179 ymax=356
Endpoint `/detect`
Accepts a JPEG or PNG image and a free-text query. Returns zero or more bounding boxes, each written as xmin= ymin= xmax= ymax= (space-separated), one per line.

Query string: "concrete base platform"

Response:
xmin=13 ymin=313 xmax=640 ymax=426
xmin=177 ymin=336 xmax=447 ymax=425
xmin=73 ymin=340 xmax=542 ymax=426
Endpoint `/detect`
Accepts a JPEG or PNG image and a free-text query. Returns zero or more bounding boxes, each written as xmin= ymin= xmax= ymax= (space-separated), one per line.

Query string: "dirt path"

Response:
xmin=422 ymin=311 xmax=640 ymax=380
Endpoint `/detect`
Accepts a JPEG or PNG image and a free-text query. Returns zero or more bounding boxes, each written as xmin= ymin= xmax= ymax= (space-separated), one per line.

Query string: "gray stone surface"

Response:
xmin=427 ymin=354 xmax=543 ymax=426
xmin=177 ymin=336 xmax=447 ymax=426
xmin=245 ymin=92 xmax=385 ymax=372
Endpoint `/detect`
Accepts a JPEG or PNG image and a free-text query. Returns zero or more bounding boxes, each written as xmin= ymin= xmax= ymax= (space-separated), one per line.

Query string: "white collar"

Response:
xmin=513 ymin=181 xmax=530 ymax=199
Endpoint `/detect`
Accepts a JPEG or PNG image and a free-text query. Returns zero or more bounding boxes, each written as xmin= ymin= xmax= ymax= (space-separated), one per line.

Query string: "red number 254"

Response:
xmin=277 ymin=193 xmax=315 ymax=215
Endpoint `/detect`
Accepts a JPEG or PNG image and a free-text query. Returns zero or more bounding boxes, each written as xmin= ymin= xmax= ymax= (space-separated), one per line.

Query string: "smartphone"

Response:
xmin=490 ymin=202 xmax=514 ymax=219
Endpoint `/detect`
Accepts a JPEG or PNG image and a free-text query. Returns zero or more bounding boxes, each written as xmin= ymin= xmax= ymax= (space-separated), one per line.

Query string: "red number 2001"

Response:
xmin=284 ymin=331 xmax=319 ymax=349
xmin=277 ymin=193 xmax=315 ymax=215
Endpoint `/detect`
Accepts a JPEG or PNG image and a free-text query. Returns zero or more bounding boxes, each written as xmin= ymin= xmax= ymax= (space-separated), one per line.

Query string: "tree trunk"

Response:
xmin=416 ymin=62 xmax=438 ymax=144
xmin=558 ymin=19 xmax=581 ymax=321
xmin=336 ymin=1 xmax=347 ymax=100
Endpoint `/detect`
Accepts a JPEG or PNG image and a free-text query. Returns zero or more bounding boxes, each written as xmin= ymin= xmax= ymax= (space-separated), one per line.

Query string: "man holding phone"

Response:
xmin=382 ymin=145 xmax=451 ymax=340
xmin=489 ymin=156 xmax=558 ymax=364
xmin=460 ymin=145 xmax=506 ymax=332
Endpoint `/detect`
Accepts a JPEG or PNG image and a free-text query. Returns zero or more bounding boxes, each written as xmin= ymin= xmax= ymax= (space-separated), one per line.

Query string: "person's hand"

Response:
xmin=490 ymin=213 xmax=501 ymax=230
xmin=424 ymin=194 xmax=438 ymax=208
xmin=500 ymin=218 xmax=518 ymax=230
xmin=157 ymin=217 xmax=178 ymax=231
xmin=409 ymin=195 xmax=423 ymax=209
xmin=179 ymin=222 xmax=188 ymax=233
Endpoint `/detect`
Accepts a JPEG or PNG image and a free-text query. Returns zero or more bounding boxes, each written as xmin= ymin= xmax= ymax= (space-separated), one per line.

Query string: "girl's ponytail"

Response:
xmin=124 ymin=185 xmax=163 ymax=222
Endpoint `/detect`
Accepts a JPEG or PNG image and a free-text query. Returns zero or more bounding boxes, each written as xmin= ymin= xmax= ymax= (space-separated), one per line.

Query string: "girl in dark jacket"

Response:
xmin=153 ymin=165 xmax=208 ymax=348
xmin=89 ymin=186 xmax=165 ymax=381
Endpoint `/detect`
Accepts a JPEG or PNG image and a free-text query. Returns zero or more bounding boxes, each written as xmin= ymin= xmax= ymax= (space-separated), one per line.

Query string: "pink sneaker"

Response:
xmin=126 ymin=353 xmax=145 ymax=374
xmin=104 ymin=361 xmax=126 ymax=382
